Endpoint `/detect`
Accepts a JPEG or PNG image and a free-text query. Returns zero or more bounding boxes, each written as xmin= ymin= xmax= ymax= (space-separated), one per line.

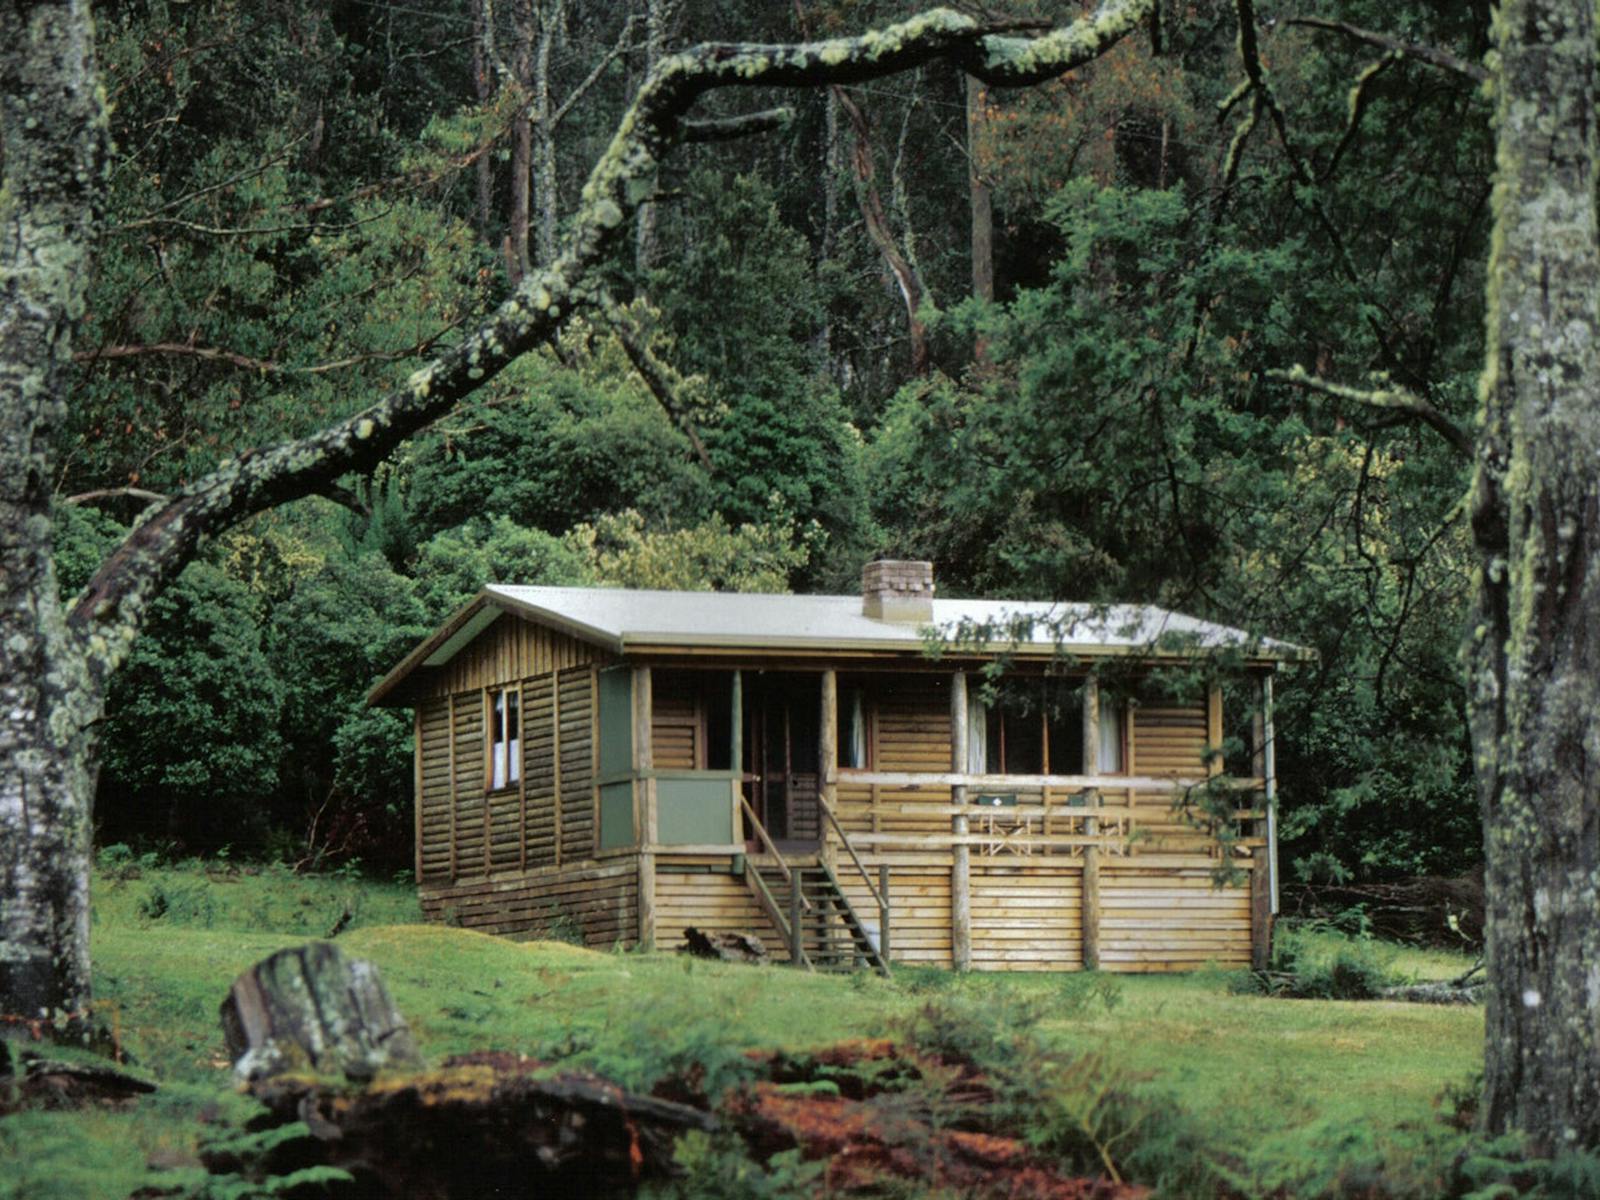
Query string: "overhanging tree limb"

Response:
xmin=1267 ymin=366 xmax=1472 ymax=458
xmin=1286 ymin=16 xmax=1489 ymax=84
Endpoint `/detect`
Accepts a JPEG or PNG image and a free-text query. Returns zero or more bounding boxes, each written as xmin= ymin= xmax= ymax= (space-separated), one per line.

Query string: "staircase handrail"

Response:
xmin=818 ymin=796 xmax=887 ymax=914
xmin=739 ymin=800 xmax=796 ymax=896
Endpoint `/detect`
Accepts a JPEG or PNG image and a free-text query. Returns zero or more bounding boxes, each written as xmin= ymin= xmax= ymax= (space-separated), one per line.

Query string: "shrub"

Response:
xmin=1234 ymin=923 xmax=1402 ymax=1000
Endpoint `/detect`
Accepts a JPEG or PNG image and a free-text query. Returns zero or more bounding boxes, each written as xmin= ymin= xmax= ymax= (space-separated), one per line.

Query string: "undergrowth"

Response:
xmin=1233 ymin=922 xmax=1404 ymax=1000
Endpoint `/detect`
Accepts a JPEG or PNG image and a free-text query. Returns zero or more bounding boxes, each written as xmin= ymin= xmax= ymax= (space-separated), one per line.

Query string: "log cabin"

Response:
xmin=368 ymin=561 xmax=1306 ymax=973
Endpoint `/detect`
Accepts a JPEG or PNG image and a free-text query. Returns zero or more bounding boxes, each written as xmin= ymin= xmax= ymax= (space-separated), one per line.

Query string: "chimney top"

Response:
xmin=862 ymin=560 xmax=934 ymax=622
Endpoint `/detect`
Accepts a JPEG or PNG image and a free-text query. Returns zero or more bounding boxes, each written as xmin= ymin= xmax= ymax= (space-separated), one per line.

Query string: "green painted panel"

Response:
xmin=598 ymin=781 xmax=635 ymax=850
xmin=658 ymin=777 xmax=733 ymax=845
xmin=597 ymin=668 xmax=633 ymax=776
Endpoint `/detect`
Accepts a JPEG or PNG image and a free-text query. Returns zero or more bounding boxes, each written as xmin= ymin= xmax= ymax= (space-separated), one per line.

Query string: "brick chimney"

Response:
xmin=862 ymin=560 xmax=935 ymax=622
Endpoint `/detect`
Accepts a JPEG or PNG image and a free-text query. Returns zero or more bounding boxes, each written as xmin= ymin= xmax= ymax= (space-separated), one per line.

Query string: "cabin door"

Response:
xmin=742 ymin=674 xmax=821 ymax=850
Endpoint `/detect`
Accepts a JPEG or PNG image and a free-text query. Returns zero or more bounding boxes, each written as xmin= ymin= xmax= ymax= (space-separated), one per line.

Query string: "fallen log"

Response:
xmin=207 ymin=945 xmax=716 ymax=1195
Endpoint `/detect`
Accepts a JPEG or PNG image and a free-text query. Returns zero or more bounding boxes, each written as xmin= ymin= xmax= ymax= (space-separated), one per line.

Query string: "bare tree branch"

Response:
xmin=62 ymin=488 xmax=168 ymax=509
xmin=1287 ymin=16 xmax=1489 ymax=84
xmin=1267 ymin=365 xmax=1473 ymax=458
xmin=682 ymin=108 xmax=794 ymax=142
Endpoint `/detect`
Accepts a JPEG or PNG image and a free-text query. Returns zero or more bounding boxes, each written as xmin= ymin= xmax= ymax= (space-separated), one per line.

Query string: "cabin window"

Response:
xmin=973 ymin=685 xmax=1117 ymax=775
xmin=839 ymin=687 xmax=868 ymax=769
xmin=487 ymin=687 xmax=521 ymax=790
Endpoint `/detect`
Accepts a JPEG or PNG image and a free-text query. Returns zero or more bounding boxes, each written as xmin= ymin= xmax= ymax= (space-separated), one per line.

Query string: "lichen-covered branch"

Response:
xmin=682 ymin=108 xmax=794 ymax=143
xmin=1267 ymin=366 xmax=1472 ymax=458
xmin=70 ymin=1 xmax=1154 ymax=687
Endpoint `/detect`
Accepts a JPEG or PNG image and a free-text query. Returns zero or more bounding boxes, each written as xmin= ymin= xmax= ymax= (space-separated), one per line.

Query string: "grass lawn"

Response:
xmin=0 ymin=860 xmax=1485 ymax=1199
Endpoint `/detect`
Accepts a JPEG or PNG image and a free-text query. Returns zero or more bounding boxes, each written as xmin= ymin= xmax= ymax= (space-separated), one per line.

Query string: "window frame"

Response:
xmin=485 ymin=685 xmax=523 ymax=792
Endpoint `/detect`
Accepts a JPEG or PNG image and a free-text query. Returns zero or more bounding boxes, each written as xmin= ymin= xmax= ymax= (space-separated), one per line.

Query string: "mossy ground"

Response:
xmin=1 ymin=861 xmax=1482 ymax=1198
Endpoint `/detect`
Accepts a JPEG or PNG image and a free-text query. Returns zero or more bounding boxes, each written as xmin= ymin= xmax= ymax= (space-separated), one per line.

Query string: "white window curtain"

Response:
xmin=966 ymin=694 xmax=987 ymax=774
xmin=846 ymin=690 xmax=867 ymax=769
xmin=1097 ymin=702 xmax=1122 ymax=774
xmin=491 ymin=689 xmax=522 ymax=789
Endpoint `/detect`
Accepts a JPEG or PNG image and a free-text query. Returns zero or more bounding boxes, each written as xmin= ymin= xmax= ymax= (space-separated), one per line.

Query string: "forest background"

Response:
xmin=63 ymin=0 xmax=1486 ymax=894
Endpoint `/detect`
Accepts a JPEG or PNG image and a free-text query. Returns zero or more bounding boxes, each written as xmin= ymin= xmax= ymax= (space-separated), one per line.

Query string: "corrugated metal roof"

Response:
xmin=369 ymin=583 xmax=1307 ymax=706
xmin=481 ymin=584 xmax=1306 ymax=658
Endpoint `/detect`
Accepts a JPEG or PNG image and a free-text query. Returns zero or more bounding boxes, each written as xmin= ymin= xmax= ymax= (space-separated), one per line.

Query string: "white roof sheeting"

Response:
xmin=476 ymin=584 xmax=1306 ymax=660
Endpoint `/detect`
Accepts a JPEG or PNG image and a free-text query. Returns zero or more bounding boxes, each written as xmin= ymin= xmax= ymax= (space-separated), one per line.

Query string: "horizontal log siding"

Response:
xmin=420 ymin=859 xmax=638 ymax=947
xmin=559 ymin=668 xmax=596 ymax=862
xmin=1098 ymin=861 xmax=1253 ymax=971
xmin=418 ymin=697 xmax=452 ymax=884
xmin=412 ymin=615 xmax=602 ymax=700
xmin=1119 ymin=703 xmax=1218 ymax=854
xmin=839 ymin=674 xmax=954 ymax=840
xmin=836 ymin=861 xmax=953 ymax=967
xmin=650 ymin=680 xmax=700 ymax=770
xmin=655 ymin=864 xmax=790 ymax=962
xmin=970 ymin=863 xmax=1083 ymax=970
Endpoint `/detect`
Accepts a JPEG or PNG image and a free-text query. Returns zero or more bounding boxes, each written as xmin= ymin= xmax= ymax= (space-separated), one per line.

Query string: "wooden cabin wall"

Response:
xmin=418 ymin=860 xmax=638 ymax=947
xmin=1099 ymin=864 xmax=1252 ymax=970
xmin=409 ymin=614 xmax=600 ymax=701
xmin=413 ymin=615 xmax=623 ymax=945
xmin=655 ymin=861 xmax=792 ymax=962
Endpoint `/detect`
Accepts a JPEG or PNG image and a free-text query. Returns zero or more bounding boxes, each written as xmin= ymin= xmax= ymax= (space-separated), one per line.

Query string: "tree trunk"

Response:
xmin=966 ymin=74 xmax=993 ymax=306
xmin=508 ymin=0 xmax=534 ymax=282
xmin=634 ymin=0 xmax=673 ymax=272
xmin=531 ymin=0 xmax=562 ymax=269
xmin=471 ymin=0 xmax=497 ymax=237
xmin=0 ymin=0 xmax=108 ymax=1030
xmin=1470 ymin=0 xmax=1600 ymax=1150
xmin=836 ymin=86 xmax=930 ymax=375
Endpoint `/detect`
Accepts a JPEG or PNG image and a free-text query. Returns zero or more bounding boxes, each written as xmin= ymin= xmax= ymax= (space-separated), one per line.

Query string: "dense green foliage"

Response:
xmin=52 ymin=0 xmax=1492 ymax=885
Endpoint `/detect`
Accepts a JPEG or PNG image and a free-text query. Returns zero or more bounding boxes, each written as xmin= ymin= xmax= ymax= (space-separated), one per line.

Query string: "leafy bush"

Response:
xmin=1235 ymin=923 xmax=1402 ymax=1000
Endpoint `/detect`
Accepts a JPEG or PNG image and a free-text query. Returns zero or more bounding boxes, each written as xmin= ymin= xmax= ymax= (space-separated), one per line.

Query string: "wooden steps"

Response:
xmin=749 ymin=859 xmax=890 ymax=977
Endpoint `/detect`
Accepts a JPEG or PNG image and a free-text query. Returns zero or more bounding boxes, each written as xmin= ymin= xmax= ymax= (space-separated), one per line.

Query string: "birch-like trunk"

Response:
xmin=1470 ymin=0 xmax=1600 ymax=1150
xmin=0 ymin=0 xmax=107 ymax=1027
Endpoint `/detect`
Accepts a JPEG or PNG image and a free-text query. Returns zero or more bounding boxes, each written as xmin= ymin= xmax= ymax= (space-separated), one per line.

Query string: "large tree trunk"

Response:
xmin=1470 ymin=0 xmax=1600 ymax=1150
xmin=0 ymin=0 xmax=108 ymax=1028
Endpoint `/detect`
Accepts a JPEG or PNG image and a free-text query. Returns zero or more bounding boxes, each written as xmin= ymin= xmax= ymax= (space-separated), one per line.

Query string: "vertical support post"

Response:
xmin=731 ymin=670 xmax=744 ymax=839
xmin=447 ymin=693 xmax=459 ymax=883
xmin=1250 ymin=677 xmax=1272 ymax=970
xmin=517 ymin=683 xmax=528 ymax=873
xmin=552 ymin=673 xmax=563 ymax=867
xmin=950 ymin=671 xmax=971 ymax=971
xmin=1081 ymin=675 xmax=1102 ymax=971
xmin=820 ymin=670 xmax=838 ymax=862
xmin=635 ymin=666 xmax=656 ymax=950
xmin=413 ymin=707 xmax=424 ymax=886
xmin=1262 ymin=672 xmax=1279 ymax=915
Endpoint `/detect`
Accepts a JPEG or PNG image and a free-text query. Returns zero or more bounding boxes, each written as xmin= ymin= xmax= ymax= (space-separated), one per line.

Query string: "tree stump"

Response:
xmin=219 ymin=941 xmax=421 ymax=1082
